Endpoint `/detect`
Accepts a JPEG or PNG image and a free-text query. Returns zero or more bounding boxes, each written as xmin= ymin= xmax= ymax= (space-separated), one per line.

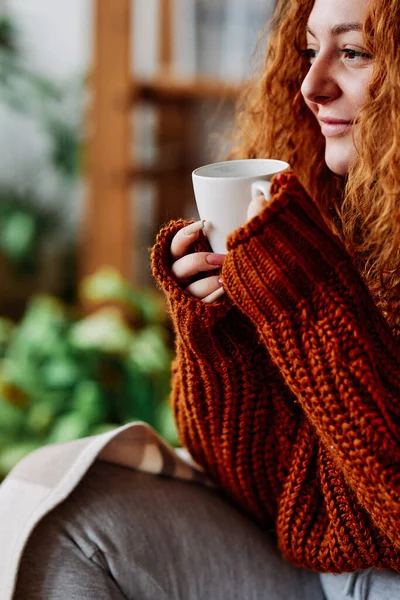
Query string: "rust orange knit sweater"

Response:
xmin=151 ymin=171 xmax=400 ymax=573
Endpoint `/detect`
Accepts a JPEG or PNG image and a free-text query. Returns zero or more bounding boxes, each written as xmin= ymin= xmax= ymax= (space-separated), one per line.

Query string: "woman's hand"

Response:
xmin=170 ymin=193 xmax=268 ymax=303
xmin=170 ymin=220 xmax=226 ymax=303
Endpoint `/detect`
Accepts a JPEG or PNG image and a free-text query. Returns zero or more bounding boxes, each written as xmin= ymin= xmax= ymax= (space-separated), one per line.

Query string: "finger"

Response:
xmin=171 ymin=252 xmax=225 ymax=281
xmin=185 ymin=275 xmax=223 ymax=300
xmin=170 ymin=220 xmax=205 ymax=260
xmin=247 ymin=195 xmax=268 ymax=221
xmin=202 ymin=287 xmax=226 ymax=304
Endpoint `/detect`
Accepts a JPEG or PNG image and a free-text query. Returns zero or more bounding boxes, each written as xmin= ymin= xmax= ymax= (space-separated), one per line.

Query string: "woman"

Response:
xmin=11 ymin=0 xmax=400 ymax=598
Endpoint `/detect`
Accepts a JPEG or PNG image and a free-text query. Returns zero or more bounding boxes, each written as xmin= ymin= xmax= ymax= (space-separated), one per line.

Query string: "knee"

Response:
xmin=14 ymin=462 xmax=146 ymax=598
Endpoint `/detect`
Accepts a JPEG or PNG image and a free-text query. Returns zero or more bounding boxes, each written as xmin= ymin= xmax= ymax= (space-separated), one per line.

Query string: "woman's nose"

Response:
xmin=301 ymin=56 xmax=340 ymax=105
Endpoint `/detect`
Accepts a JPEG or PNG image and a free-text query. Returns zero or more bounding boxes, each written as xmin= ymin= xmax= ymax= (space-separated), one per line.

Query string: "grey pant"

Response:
xmin=14 ymin=461 xmax=400 ymax=600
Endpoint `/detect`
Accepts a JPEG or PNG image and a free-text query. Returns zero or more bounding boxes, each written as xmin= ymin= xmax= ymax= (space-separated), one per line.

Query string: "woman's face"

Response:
xmin=300 ymin=0 xmax=373 ymax=175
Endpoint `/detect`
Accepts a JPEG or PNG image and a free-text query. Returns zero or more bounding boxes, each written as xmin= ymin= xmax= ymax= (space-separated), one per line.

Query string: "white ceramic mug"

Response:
xmin=192 ymin=158 xmax=290 ymax=254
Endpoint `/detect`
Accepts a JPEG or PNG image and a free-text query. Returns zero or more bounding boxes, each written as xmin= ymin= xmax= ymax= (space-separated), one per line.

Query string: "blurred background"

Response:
xmin=0 ymin=0 xmax=274 ymax=477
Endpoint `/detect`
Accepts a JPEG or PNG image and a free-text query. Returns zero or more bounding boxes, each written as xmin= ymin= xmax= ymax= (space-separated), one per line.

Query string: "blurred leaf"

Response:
xmin=0 ymin=16 xmax=17 ymax=53
xmin=51 ymin=120 xmax=80 ymax=176
xmin=154 ymin=401 xmax=178 ymax=446
xmin=129 ymin=325 xmax=172 ymax=375
xmin=70 ymin=308 xmax=133 ymax=355
xmin=0 ymin=209 xmax=37 ymax=264
xmin=40 ymin=357 xmax=83 ymax=390
xmin=0 ymin=380 xmax=30 ymax=409
xmin=0 ymin=317 xmax=14 ymax=358
xmin=46 ymin=412 xmax=90 ymax=445
xmin=79 ymin=268 xmax=141 ymax=319
xmin=71 ymin=380 xmax=108 ymax=425
xmin=8 ymin=295 xmax=70 ymax=358
xmin=0 ymin=357 xmax=37 ymax=401
xmin=0 ymin=398 xmax=26 ymax=435
xmin=131 ymin=290 xmax=167 ymax=325
xmin=26 ymin=402 xmax=56 ymax=436
xmin=121 ymin=367 xmax=155 ymax=424
xmin=78 ymin=269 xmax=167 ymax=327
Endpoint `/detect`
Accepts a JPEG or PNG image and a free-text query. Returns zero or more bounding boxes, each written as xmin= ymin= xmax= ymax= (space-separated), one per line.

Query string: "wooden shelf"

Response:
xmin=133 ymin=75 xmax=243 ymax=103
xmin=84 ymin=1 xmax=243 ymax=286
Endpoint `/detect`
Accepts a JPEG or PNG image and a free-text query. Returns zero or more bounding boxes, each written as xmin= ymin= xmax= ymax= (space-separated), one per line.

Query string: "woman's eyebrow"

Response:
xmin=307 ymin=22 xmax=363 ymax=38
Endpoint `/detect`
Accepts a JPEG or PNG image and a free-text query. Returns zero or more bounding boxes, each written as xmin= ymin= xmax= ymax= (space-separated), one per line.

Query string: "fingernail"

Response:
xmin=202 ymin=287 xmax=225 ymax=304
xmin=218 ymin=278 xmax=223 ymax=286
xmin=206 ymin=253 xmax=225 ymax=266
xmin=184 ymin=220 xmax=205 ymax=236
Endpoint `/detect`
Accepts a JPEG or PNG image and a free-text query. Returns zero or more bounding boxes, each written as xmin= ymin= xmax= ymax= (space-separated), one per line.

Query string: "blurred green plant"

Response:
xmin=0 ymin=14 xmax=82 ymax=274
xmin=0 ymin=14 xmax=16 ymax=52
xmin=0 ymin=268 xmax=177 ymax=477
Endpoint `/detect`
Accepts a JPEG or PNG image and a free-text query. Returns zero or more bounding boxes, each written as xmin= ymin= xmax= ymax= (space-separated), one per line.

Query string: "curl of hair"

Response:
xmin=229 ymin=0 xmax=400 ymax=333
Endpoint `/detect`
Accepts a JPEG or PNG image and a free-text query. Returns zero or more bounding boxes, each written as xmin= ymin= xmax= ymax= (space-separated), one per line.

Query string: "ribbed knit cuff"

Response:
xmin=223 ymin=171 xmax=351 ymax=317
xmin=151 ymin=219 xmax=231 ymax=328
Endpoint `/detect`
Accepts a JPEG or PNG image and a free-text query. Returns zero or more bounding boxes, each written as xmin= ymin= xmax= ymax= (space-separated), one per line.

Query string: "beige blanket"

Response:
xmin=0 ymin=422 xmax=209 ymax=599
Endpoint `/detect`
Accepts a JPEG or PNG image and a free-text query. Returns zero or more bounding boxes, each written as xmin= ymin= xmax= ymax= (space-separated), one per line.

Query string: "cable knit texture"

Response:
xmin=151 ymin=171 xmax=400 ymax=574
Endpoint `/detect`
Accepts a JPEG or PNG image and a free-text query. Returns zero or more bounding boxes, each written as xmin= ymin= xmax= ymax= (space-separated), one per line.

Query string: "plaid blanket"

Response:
xmin=0 ymin=422 xmax=210 ymax=599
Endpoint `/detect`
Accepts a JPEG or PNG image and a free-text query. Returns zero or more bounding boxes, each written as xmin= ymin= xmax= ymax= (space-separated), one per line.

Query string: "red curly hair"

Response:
xmin=230 ymin=0 xmax=400 ymax=333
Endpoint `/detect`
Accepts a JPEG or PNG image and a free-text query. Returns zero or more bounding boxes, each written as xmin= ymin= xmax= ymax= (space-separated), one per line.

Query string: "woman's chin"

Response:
xmin=324 ymin=141 xmax=353 ymax=176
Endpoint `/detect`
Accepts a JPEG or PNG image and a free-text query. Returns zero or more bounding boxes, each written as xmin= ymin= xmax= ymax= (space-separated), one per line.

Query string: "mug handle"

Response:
xmin=251 ymin=180 xmax=272 ymax=202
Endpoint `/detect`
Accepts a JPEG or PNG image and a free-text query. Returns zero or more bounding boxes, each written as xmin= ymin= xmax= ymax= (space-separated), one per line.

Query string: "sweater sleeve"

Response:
xmin=151 ymin=219 xmax=305 ymax=525
xmin=222 ymin=171 xmax=400 ymax=552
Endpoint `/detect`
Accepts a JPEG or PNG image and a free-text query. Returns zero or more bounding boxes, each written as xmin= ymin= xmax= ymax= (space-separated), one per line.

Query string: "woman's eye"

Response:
xmin=299 ymin=46 xmax=372 ymax=66
xmin=340 ymin=48 xmax=372 ymax=63
xmin=300 ymin=48 xmax=318 ymax=63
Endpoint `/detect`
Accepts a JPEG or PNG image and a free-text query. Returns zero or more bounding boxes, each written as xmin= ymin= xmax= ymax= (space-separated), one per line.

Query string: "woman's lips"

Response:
xmin=319 ymin=118 xmax=352 ymax=137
